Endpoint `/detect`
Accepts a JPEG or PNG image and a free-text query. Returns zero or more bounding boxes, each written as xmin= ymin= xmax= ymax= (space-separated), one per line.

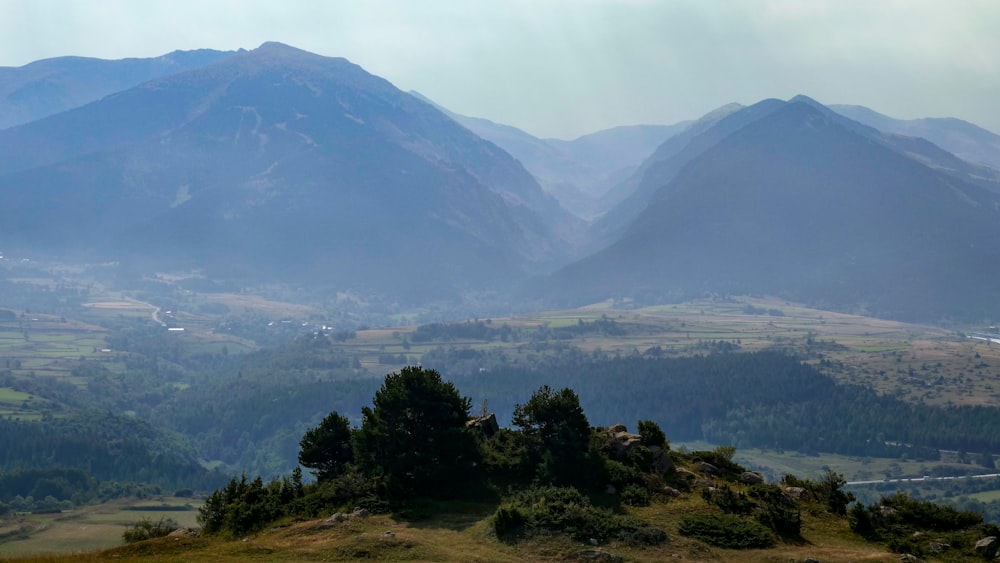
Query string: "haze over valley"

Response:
xmin=4 ymin=4 xmax=1000 ymax=560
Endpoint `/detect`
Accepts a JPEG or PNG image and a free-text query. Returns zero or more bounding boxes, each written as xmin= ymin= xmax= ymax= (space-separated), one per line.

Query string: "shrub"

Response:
xmin=122 ymin=517 xmax=178 ymax=543
xmin=605 ymin=459 xmax=642 ymax=490
xmin=621 ymin=484 xmax=652 ymax=507
xmin=678 ymin=513 xmax=774 ymax=549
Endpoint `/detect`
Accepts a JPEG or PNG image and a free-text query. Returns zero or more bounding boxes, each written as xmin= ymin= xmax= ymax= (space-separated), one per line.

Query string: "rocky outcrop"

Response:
xmin=317 ymin=507 xmax=370 ymax=529
xmin=738 ymin=471 xmax=764 ymax=485
xmin=466 ymin=413 xmax=500 ymax=437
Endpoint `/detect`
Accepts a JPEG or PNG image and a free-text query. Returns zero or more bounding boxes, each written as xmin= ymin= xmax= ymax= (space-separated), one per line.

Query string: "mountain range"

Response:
xmin=0 ymin=42 xmax=575 ymax=302
xmin=2 ymin=43 xmax=1000 ymax=321
xmin=537 ymin=96 xmax=1000 ymax=321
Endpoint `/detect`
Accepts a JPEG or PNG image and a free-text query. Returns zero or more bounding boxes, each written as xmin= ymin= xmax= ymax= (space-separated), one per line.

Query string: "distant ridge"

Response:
xmin=415 ymin=91 xmax=686 ymax=218
xmin=0 ymin=48 xmax=236 ymax=129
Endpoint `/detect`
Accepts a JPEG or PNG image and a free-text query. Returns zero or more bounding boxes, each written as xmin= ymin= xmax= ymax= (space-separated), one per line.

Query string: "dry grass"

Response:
xmin=2 ymin=494 xmax=902 ymax=563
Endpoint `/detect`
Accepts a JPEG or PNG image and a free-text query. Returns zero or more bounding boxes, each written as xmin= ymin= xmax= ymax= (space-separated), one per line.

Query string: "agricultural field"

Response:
xmin=0 ymin=497 xmax=200 ymax=557
xmin=316 ymin=296 xmax=1000 ymax=408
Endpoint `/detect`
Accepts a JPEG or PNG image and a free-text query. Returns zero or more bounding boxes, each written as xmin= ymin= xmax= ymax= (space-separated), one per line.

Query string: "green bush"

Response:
xmin=702 ymin=484 xmax=754 ymax=515
xmin=492 ymin=486 xmax=666 ymax=546
xmin=621 ymin=484 xmax=652 ymax=507
xmin=678 ymin=513 xmax=774 ymax=549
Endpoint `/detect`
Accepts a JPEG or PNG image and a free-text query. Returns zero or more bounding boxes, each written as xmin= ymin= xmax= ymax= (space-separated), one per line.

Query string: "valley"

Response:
xmin=1 ymin=32 xmax=1000 ymax=560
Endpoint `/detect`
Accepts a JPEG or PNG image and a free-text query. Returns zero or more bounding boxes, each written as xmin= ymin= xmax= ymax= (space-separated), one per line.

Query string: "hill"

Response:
xmin=7 ymin=366 xmax=999 ymax=562
xmin=538 ymin=97 xmax=1000 ymax=322
xmin=0 ymin=43 xmax=575 ymax=304
xmin=0 ymin=49 xmax=235 ymax=129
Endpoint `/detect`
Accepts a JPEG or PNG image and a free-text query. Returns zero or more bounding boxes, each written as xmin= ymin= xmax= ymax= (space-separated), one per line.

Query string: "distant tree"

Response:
xmin=980 ymin=452 xmax=997 ymax=470
xmin=354 ymin=366 xmax=479 ymax=498
xmin=298 ymin=411 xmax=354 ymax=481
xmin=512 ymin=385 xmax=597 ymax=487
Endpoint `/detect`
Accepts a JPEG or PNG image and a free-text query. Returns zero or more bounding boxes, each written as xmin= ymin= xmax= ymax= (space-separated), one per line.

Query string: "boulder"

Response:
xmin=738 ymin=471 xmax=765 ymax=485
xmin=651 ymin=447 xmax=676 ymax=475
xmin=975 ymin=536 xmax=998 ymax=557
xmin=697 ymin=461 xmax=719 ymax=476
xmin=607 ymin=423 xmax=628 ymax=434
xmin=676 ymin=468 xmax=697 ymax=481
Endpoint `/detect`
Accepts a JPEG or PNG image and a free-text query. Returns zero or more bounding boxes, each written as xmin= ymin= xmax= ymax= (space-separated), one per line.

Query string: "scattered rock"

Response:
xmin=928 ymin=541 xmax=950 ymax=553
xmin=738 ymin=471 xmax=764 ymax=485
xmin=167 ymin=527 xmax=198 ymax=538
xmin=898 ymin=554 xmax=924 ymax=563
xmin=383 ymin=530 xmax=395 ymax=537
xmin=589 ymin=538 xmax=599 ymax=546
xmin=580 ymin=549 xmax=624 ymax=562
xmin=660 ymin=486 xmax=682 ymax=497
xmin=318 ymin=508 xmax=372 ymax=529
xmin=803 ymin=557 xmax=820 ymax=563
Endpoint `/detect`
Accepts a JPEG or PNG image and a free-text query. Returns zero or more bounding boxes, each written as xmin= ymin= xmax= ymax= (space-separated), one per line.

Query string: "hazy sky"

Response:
xmin=2 ymin=0 xmax=998 ymax=139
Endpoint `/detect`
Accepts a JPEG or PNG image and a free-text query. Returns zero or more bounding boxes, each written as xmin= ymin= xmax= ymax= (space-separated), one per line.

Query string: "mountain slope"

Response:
xmin=0 ymin=42 xmax=572 ymax=302
xmin=831 ymin=104 xmax=1000 ymax=171
xmin=0 ymin=49 xmax=236 ymax=130
xmin=537 ymin=99 xmax=1000 ymax=321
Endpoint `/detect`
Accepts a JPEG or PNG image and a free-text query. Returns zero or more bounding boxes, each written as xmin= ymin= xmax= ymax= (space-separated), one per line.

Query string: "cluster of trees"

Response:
xmin=0 ymin=412 xmax=227 ymax=501
xmin=442 ymin=352 xmax=1000 ymax=457
xmin=198 ymin=366 xmax=676 ymax=539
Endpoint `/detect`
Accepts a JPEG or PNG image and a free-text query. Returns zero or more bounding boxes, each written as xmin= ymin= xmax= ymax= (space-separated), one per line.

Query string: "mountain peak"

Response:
xmin=254 ymin=41 xmax=307 ymax=54
xmin=788 ymin=94 xmax=823 ymax=107
xmin=243 ymin=41 xmax=331 ymax=64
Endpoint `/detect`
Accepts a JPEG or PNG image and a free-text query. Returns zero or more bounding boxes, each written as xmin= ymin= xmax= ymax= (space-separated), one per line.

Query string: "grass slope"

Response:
xmin=5 ymin=499 xmax=897 ymax=563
